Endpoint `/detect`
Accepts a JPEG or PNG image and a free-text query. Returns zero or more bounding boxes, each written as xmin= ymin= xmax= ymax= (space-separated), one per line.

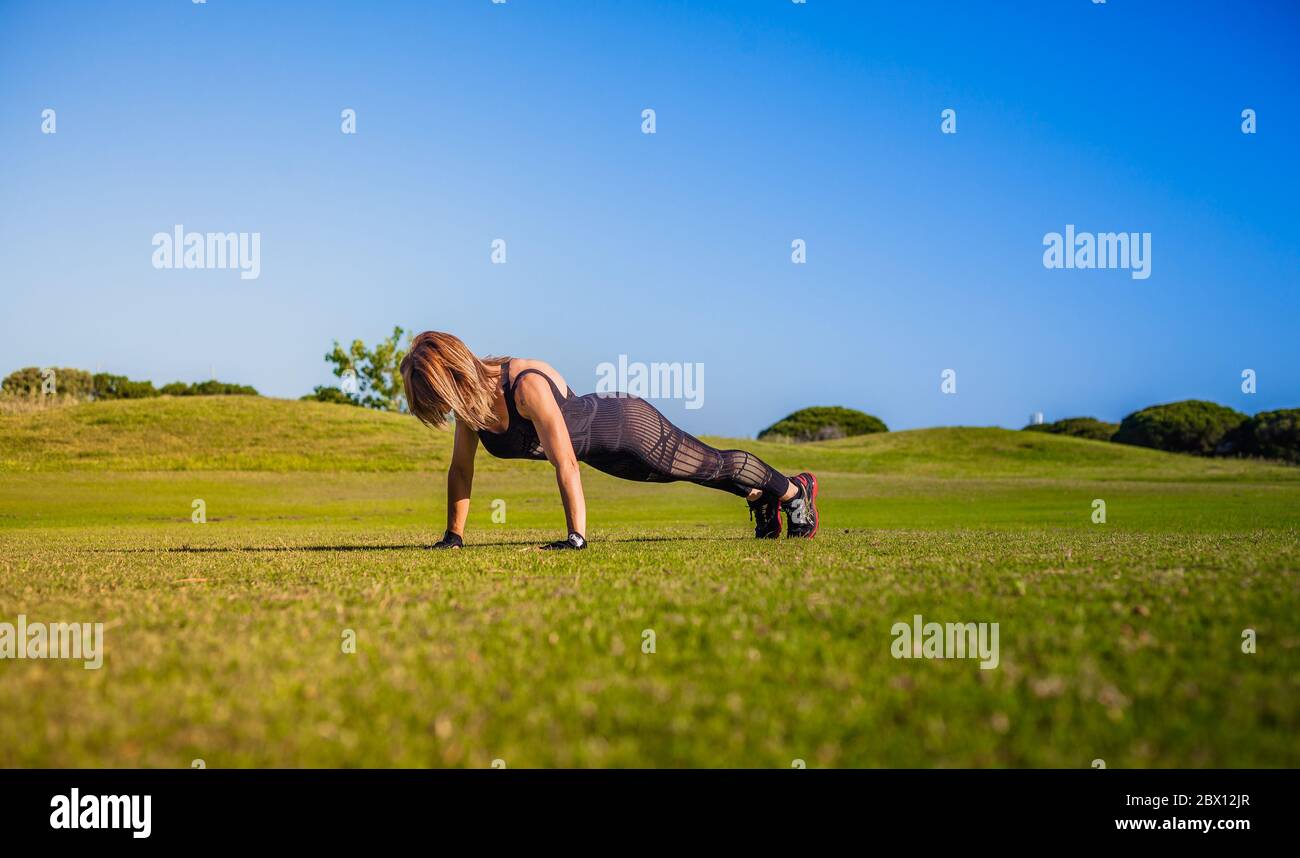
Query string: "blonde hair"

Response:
xmin=400 ymin=331 xmax=508 ymax=431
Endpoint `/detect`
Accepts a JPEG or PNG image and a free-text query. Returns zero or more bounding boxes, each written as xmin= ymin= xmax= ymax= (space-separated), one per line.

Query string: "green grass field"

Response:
xmin=1 ymin=397 xmax=1296 ymax=767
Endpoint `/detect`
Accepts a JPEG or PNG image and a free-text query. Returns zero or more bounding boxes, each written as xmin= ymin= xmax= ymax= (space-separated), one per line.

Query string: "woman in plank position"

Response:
xmin=400 ymin=331 xmax=819 ymax=550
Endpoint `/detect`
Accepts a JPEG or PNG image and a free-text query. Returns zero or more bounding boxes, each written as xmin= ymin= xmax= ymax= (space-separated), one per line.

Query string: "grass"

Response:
xmin=0 ymin=397 xmax=1296 ymax=767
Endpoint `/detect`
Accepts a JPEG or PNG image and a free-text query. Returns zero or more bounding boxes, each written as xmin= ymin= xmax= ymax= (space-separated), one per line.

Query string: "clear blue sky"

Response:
xmin=2 ymin=0 xmax=1296 ymax=436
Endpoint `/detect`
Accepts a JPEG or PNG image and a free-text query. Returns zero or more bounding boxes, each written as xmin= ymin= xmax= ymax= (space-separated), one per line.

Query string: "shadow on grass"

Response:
xmin=89 ymin=534 xmax=744 ymax=553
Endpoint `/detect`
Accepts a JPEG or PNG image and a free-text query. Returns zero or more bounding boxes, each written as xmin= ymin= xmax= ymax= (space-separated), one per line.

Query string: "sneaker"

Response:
xmin=748 ymin=493 xmax=783 ymax=538
xmin=781 ymin=473 xmax=819 ymax=538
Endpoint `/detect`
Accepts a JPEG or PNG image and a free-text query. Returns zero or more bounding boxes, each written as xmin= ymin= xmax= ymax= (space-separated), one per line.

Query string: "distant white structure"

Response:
xmin=1030 ymin=412 xmax=1044 ymax=425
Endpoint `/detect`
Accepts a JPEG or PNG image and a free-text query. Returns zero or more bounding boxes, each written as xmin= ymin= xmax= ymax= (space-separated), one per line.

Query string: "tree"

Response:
xmin=1112 ymin=400 xmax=1246 ymax=456
xmin=323 ymin=326 xmax=408 ymax=411
xmin=1220 ymin=409 xmax=1300 ymax=463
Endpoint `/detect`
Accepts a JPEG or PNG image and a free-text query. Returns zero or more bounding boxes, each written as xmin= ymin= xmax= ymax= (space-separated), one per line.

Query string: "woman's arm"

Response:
xmin=515 ymin=375 xmax=587 ymax=542
xmin=439 ymin=418 xmax=479 ymax=547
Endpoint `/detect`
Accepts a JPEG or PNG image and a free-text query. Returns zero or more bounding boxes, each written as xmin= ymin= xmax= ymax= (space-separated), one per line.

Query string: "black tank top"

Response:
xmin=477 ymin=360 xmax=597 ymax=461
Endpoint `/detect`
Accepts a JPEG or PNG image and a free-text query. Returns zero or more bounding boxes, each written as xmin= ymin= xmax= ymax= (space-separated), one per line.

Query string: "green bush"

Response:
xmin=161 ymin=380 xmax=259 ymax=396
xmin=2 ymin=366 xmax=95 ymax=398
xmin=195 ymin=380 xmax=257 ymax=396
xmin=91 ymin=373 xmax=158 ymax=400
xmin=5 ymin=366 xmax=259 ymax=401
xmin=1113 ymin=400 xmax=1246 ymax=456
xmin=1220 ymin=409 xmax=1300 ymax=463
xmin=758 ymin=406 xmax=887 ymax=442
xmin=301 ymin=385 xmax=359 ymax=406
xmin=1023 ymin=417 xmax=1118 ymax=442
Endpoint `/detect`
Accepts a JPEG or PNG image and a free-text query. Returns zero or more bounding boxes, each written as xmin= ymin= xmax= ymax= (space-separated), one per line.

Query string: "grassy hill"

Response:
xmin=1 ymin=397 xmax=1296 ymax=767
xmin=0 ymin=396 xmax=448 ymax=472
xmin=3 ymin=396 xmax=1296 ymax=480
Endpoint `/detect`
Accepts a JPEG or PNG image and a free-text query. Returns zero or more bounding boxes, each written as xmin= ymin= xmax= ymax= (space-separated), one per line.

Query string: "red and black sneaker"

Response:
xmin=781 ymin=473 xmax=819 ymax=538
xmin=748 ymin=493 xmax=783 ymax=539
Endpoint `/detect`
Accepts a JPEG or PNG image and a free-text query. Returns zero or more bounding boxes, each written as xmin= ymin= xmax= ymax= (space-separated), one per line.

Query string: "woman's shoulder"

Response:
xmin=510 ymin=358 xmax=566 ymax=384
xmin=508 ymin=358 xmax=570 ymax=401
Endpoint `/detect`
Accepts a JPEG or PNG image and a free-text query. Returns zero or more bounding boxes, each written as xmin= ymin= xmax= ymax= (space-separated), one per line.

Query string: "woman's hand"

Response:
xmin=514 ymin=373 xmax=587 ymax=538
xmin=445 ymin=419 xmax=478 ymax=542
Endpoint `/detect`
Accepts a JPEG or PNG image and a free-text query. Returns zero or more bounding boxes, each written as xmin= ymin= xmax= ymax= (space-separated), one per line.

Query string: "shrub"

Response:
xmin=161 ymin=380 xmax=259 ymax=396
xmin=301 ymin=385 xmax=359 ymax=406
xmin=2 ymin=366 xmax=95 ymax=398
xmin=1022 ymin=417 xmax=1118 ymax=442
xmin=758 ymin=406 xmax=888 ymax=442
xmin=4 ymin=367 xmax=259 ymax=401
xmin=91 ymin=373 xmax=158 ymax=400
xmin=1220 ymin=409 xmax=1300 ymax=463
xmin=1113 ymin=400 xmax=1246 ymax=456
xmin=193 ymin=380 xmax=257 ymax=396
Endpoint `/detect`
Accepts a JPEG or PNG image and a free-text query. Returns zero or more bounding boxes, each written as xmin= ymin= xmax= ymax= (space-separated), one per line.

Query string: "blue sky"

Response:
xmin=1 ymin=0 xmax=1296 ymax=436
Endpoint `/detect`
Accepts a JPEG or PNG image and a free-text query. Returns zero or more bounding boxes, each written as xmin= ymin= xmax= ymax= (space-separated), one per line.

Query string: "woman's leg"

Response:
xmin=580 ymin=394 xmax=818 ymax=538
xmin=584 ymin=395 xmax=792 ymax=499
xmin=685 ymin=447 xmax=792 ymax=499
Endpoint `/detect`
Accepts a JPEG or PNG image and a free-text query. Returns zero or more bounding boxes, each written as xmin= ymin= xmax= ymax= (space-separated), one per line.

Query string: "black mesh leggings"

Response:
xmin=579 ymin=394 xmax=791 ymax=499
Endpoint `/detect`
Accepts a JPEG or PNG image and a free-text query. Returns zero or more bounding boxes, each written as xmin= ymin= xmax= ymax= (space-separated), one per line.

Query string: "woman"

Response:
xmin=399 ymin=331 xmax=819 ymax=550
